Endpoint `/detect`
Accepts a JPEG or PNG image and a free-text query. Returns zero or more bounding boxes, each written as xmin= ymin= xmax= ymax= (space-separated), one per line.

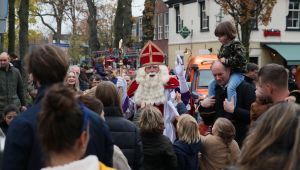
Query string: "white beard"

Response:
xmin=134 ymin=65 xmax=170 ymax=105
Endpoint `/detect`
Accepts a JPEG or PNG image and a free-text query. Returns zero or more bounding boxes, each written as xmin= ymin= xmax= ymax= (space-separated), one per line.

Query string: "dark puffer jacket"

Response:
xmin=104 ymin=106 xmax=143 ymax=170
xmin=173 ymin=140 xmax=202 ymax=170
xmin=141 ymin=133 xmax=177 ymax=170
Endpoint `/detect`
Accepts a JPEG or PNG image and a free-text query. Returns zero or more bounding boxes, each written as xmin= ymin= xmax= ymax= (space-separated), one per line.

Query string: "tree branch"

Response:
xmin=36 ymin=12 xmax=57 ymax=34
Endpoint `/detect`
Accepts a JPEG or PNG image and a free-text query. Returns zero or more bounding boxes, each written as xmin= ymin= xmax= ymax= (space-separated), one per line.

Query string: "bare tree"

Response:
xmin=8 ymin=0 xmax=15 ymax=54
xmin=98 ymin=1 xmax=117 ymax=48
xmin=18 ymin=0 xmax=29 ymax=77
xmin=215 ymin=0 xmax=277 ymax=59
xmin=86 ymin=0 xmax=100 ymax=52
xmin=34 ymin=0 xmax=69 ymax=43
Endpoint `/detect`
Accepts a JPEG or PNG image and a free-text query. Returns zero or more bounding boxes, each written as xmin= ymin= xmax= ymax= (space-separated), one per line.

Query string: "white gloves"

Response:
xmin=174 ymin=55 xmax=184 ymax=77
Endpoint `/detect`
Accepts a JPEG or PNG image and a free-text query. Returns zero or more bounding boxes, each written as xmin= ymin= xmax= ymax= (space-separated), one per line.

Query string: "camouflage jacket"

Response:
xmin=218 ymin=41 xmax=247 ymax=72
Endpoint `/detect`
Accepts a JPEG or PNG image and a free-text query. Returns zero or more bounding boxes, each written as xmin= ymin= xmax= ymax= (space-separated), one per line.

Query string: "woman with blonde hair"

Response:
xmin=65 ymin=70 xmax=80 ymax=92
xmin=173 ymin=114 xmax=201 ymax=170
xmin=200 ymin=118 xmax=240 ymax=170
xmin=237 ymin=102 xmax=300 ymax=170
xmin=139 ymin=105 xmax=177 ymax=170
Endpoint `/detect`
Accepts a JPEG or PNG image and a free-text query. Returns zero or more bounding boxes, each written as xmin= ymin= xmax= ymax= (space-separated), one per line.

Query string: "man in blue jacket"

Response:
xmin=2 ymin=45 xmax=114 ymax=170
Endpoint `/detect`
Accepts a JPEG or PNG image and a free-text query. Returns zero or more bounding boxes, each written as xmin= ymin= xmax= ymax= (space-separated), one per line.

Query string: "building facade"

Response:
xmin=132 ymin=0 xmax=169 ymax=61
xmin=165 ymin=0 xmax=300 ymax=68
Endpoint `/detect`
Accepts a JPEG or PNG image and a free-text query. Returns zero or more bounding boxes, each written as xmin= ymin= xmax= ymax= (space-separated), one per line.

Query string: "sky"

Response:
xmin=132 ymin=0 xmax=145 ymax=17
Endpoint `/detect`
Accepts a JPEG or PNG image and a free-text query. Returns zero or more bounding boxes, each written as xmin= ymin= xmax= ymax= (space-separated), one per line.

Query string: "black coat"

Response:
xmin=173 ymin=140 xmax=201 ymax=170
xmin=2 ymin=85 xmax=114 ymax=170
xmin=244 ymin=75 xmax=255 ymax=88
xmin=199 ymin=81 xmax=256 ymax=146
xmin=141 ymin=133 xmax=177 ymax=170
xmin=104 ymin=106 xmax=143 ymax=170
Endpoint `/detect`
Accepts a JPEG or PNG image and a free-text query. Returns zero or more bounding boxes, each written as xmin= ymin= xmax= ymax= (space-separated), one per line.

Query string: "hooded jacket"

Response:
xmin=173 ymin=140 xmax=202 ymax=170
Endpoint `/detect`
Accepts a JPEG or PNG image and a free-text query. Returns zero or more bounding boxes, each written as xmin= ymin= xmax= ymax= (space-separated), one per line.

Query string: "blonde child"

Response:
xmin=173 ymin=114 xmax=201 ymax=170
xmin=139 ymin=105 xmax=177 ymax=170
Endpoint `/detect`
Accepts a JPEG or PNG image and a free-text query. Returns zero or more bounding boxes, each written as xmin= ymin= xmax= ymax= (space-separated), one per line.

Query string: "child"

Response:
xmin=200 ymin=118 xmax=240 ymax=170
xmin=0 ymin=104 xmax=19 ymax=135
xmin=173 ymin=114 xmax=201 ymax=170
xmin=208 ymin=21 xmax=247 ymax=108
xmin=139 ymin=105 xmax=177 ymax=170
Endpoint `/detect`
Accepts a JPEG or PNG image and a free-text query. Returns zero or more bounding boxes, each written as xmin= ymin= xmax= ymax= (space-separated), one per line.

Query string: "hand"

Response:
xmin=285 ymin=96 xmax=296 ymax=103
xmin=223 ymin=96 xmax=234 ymax=113
xmin=20 ymin=106 xmax=27 ymax=112
xmin=200 ymin=96 xmax=216 ymax=108
xmin=174 ymin=55 xmax=184 ymax=76
xmin=219 ymin=57 xmax=226 ymax=64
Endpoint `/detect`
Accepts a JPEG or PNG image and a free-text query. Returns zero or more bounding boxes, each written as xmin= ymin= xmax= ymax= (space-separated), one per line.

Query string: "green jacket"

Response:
xmin=0 ymin=65 xmax=26 ymax=113
xmin=218 ymin=41 xmax=247 ymax=72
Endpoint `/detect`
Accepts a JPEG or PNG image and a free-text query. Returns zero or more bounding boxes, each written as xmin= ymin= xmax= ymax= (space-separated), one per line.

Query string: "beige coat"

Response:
xmin=200 ymin=135 xmax=240 ymax=170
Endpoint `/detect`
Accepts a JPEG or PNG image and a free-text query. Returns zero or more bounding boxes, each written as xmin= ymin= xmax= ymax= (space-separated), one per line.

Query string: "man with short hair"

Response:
xmin=250 ymin=64 xmax=290 ymax=124
xmin=199 ymin=61 xmax=255 ymax=146
xmin=244 ymin=62 xmax=259 ymax=86
xmin=2 ymin=45 xmax=114 ymax=170
xmin=0 ymin=52 xmax=26 ymax=115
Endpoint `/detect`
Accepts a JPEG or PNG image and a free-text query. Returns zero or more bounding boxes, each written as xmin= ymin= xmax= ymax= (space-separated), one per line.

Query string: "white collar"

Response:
xmin=41 ymin=155 xmax=99 ymax=170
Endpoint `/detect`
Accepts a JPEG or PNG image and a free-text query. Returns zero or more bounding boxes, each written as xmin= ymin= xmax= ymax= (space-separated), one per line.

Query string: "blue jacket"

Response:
xmin=1 ymin=85 xmax=114 ymax=170
xmin=173 ymin=140 xmax=202 ymax=170
xmin=95 ymin=63 xmax=107 ymax=78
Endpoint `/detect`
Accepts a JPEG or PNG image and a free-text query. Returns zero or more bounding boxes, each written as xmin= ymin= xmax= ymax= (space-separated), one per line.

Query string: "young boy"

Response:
xmin=208 ymin=21 xmax=247 ymax=108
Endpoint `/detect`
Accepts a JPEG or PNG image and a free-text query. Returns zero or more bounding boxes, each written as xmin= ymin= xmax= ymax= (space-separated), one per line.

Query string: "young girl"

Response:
xmin=139 ymin=105 xmax=177 ymax=170
xmin=208 ymin=21 xmax=247 ymax=108
xmin=38 ymin=84 xmax=114 ymax=170
xmin=173 ymin=114 xmax=201 ymax=170
xmin=0 ymin=104 xmax=19 ymax=135
xmin=200 ymin=118 xmax=240 ymax=170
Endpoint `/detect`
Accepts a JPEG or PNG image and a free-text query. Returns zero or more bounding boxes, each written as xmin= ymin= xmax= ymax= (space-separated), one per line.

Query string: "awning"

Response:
xmin=265 ymin=44 xmax=300 ymax=65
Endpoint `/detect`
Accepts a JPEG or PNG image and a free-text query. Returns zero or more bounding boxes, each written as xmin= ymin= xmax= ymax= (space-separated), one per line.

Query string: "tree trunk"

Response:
xmin=18 ymin=0 xmax=29 ymax=83
xmin=123 ymin=0 xmax=133 ymax=47
xmin=86 ymin=0 xmax=100 ymax=52
xmin=70 ymin=0 xmax=77 ymax=35
xmin=240 ymin=21 xmax=251 ymax=61
xmin=114 ymin=0 xmax=124 ymax=48
xmin=142 ymin=0 xmax=155 ymax=45
xmin=56 ymin=18 xmax=62 ymax=44
xmin=0 ymin=34 xmax=3 ymax=52
xmin=8 ymin=0 xmax=15 ymax=54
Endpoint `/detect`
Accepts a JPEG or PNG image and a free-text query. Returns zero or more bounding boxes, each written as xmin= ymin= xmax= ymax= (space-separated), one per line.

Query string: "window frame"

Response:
xmin=158 ymin=13 xmax=164 ymax=40
xmin=286 ymin=0 xmax=300 ymax=31
xmin=164 ymin=12 xmax=169 ymax=39
xmin=199 ymin=1 xmax=209 ymax=32
xmin=154 ymin=14 xmax=158 ymax=40
xmin=138 ymin=17 xmax=143 ymax=41
xmin=175 ymin=5 xmax=182 ymax=33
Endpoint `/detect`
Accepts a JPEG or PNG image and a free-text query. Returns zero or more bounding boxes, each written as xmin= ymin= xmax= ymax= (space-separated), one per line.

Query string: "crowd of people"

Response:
xmin=0 ymin=21 xmax=299 ymax=170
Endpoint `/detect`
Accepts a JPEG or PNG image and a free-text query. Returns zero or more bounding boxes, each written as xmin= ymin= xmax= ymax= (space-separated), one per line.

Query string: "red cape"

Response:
xmin=127 ymin=76 xmax=179 ymax=97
